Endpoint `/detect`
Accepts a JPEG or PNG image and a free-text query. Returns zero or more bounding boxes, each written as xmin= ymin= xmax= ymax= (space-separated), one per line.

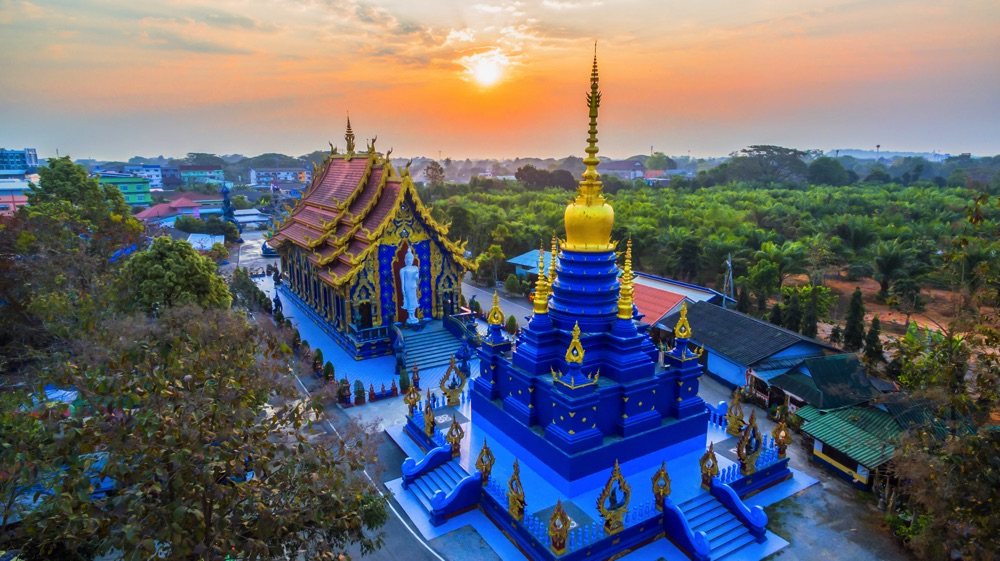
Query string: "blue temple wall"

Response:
xmin=705 ymin=352 xmax=746 ymax=387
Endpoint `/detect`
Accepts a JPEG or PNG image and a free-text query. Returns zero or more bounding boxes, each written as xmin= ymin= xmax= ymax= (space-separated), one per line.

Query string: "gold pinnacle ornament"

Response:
xmin=617 ymin=238 xmax=635 ymax=320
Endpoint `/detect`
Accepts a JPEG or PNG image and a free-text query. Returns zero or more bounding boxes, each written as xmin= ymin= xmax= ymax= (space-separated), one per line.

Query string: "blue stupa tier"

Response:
xmin=472 ymin=248 xmax=709 ymax=485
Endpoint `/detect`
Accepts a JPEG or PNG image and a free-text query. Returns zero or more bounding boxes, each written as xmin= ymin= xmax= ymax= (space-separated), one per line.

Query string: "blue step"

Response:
xmin=713 ymin=532 xmax=755 ymax=560
xmin=688 ymin=505 xmax=728 ymax=529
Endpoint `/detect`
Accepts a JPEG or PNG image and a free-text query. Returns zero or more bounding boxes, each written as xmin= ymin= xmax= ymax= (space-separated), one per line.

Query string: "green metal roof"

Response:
xmin=794 ymin=405 xmax=822 ymax=422
xmin=802 ymin=406 xmax=903 ymax=469
xmin=772 ymin=354 xmax=882 ymax=410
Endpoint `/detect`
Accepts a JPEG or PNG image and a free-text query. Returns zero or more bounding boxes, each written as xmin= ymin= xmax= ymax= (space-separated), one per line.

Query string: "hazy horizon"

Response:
xmin=2 ymin=1 xmax=998 ymax=162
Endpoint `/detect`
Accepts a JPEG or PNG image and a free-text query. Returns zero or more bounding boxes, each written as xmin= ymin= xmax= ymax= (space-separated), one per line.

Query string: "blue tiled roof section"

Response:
xmin=507 ymin=250 xmax=553 ymax=274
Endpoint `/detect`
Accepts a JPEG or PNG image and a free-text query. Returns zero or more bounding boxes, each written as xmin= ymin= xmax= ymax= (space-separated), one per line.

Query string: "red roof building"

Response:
xmin=269 ymin=121 xmax=474 ymax=358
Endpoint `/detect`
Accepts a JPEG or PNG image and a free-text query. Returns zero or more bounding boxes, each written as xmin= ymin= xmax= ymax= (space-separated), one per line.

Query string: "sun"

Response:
xmin=459 ymin=49 xmax=510 ymax=88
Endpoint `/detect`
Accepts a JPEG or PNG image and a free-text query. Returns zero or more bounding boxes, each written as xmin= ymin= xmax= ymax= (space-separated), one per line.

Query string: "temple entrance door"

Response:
xmin=392 ymin=241 xmax=412 ymax=323
xmin=357 ymin=301 xmax=373 ymax=329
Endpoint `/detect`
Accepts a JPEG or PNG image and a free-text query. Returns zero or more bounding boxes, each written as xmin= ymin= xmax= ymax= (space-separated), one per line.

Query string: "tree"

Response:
xmin=323 ymin=360 xmax=336 ymax=382
xmin=728 ymin=145 xmax=808 ymax=183
xmin=118 ymin=236 xmax=232 ymax=313
xmin=504 ymin=273 xmax=521 ymax=295
xmin=784 ymin=291 xmax=802 ymax=333
xmin=228 ymin=267 xmax=272 ymax=313
xmin=736 ymin=286 xmax=751 ymax=313
xmin=768 ymin=302 xmax=783 ymax=326
xmin=424 ymin=161 xmax=445 ymax=185
xmin=19 ymin=306 xmax=387 ymax=559
xmin=207 ymin=242 xmax=228 ymax=263
xmin=829 ymin=324 xmax=843 ymax=345
xmin=843 ymin=287 xmax=866 ymax=351
xmin=862 ymin=315 xmax=884 ymax=364
xmin=230 ymin=194 xmax=253 ymax=210
xmin=807 ymin=157 xmax=850 ymax=186
xmin=476 ymin=244 xmax=506 ymax=283
xmin=741 ymin=260 xmax=780 ymax=312
xmin=646 ymin=152 xmax=677 ymax=171
xmin=872 ymin=239 xmax=914 ymax=298
xmin=505 ymin=314 xmax=518 ymax=335
xmin=801 ymin=286 xmax=819 ymax=339
xmin=865 ymin=167 xmax=891 ymax=184
xmin=755 ymin=241 xmax=807 ymax=288
xmin=0 ymin=391 xmax=49 ymax=535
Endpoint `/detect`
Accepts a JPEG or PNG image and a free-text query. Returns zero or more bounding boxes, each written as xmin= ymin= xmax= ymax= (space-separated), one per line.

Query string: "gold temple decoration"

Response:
xmin=507 ymin=459 xmax=526 ymax=521
xmin=404 ymin=382 xmax=421 ymax=417
xmin=445 ymin=415 xmax=465 ymax=458
xmin=737 ymin=409 xmax=763 ymax=476
xmin=551 ymin=367 xmax=600 ymax=390
xmin=617 ymin=238 xmax=635 ymax=320
xmin=487 ymin=291 xmax=505 ymax=325
xmin=475 ymin=439 xmax=495 ymax=484
xmin=562 ymin=45 xmax=615 ymax=253
xmin=345 ymin=115 xmax=356 ymax=155
xmin=772 ymin=420 xmax=793 ymax=458
xmin=565 ymin=322 xmax=585 ymax=364
xmin=596 ymin=459 xmax=631 ymax=535
xmin=548 ymin=499 xmax=571 ymax=555
xmin=533 ymin=243 xmax=550 ymax=315
xmin=725 ymin=388 xmax=746 ymax=437
xmin=423 ymin=388 xmax=435 ymax=438
xmin=699 ymin=442 xmax=720 ymax=490
xmin=439 ymin=356 xmax=468 ymax=407
xmin=651 ymin=460 xmax=671 ymax=511
xmin=674 ymin=301 xmax=692 ymax=339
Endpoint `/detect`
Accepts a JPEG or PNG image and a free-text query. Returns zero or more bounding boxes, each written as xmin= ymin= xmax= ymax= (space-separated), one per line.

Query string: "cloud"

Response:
xmin=473 ymin=2 xmax=525 ymax=17
xmin=445 ymin=28 xmax=477 ymax=45
xmin=542 ymin=0 xmax=602 ymax=10
xmin=137 ymin=29 xmax=255 ymax=55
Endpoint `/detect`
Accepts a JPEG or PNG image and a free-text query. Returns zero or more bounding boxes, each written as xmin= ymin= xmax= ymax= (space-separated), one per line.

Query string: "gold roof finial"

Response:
xmin=533 ymin=243 xmax=550 ymax=315
xmin=565 ymin=322 xmax=585 ymax=364
xmin=345 ymin=115 xmax=356 ymax=153
xmin=487 ymin=291 xmax=505 ymax=325
xmin=562 ymin=43 xmax=614 ymax=252
xmin=675 ymin=301 xmax=692 ymax=339
xmin=549 ymin=236 xmax=558 ymax=282
xmin=617 ymin=238 xmax=635 ymax=320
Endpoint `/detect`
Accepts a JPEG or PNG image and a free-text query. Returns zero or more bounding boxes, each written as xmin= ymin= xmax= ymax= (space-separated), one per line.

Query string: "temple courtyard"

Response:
xmin=243 ymin=238 xmax=913 ymax=561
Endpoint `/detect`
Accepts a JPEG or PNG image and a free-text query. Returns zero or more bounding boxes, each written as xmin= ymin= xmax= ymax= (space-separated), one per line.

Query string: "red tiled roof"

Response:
xmin=135 ymin=203 xmax=178 ymax=220
xmin=347 ymin=168 xmax=383 ymax=215
xmin=309 ymin=158 xmax=369 ymax=207
xmin=633 ymin=283 xmax=686 ymax=323
xmin=168 ymin=198 xmax=201 ymax=209
xmin=361 ymin=181 xmax=400 ymax=232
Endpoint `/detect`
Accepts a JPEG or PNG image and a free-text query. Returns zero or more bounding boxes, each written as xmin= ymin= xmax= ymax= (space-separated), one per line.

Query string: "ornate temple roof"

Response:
xmin=269 ymin=122 xmax=472 ymax=287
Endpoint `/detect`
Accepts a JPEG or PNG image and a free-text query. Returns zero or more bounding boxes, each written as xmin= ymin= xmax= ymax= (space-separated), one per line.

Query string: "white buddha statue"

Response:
xmin=400 ymin=247 xmax=420 ymax=325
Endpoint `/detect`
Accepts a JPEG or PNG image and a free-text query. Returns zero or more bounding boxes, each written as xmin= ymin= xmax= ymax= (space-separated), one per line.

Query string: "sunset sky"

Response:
xmin=2 ymin=0 xmax=998 ymax=161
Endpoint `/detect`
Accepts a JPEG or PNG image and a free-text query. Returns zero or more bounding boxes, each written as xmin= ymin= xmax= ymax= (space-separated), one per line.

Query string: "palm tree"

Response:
xmin=871 ymin=239 xmax=913 ymax=298
xmin=755 ymin=240 xmax=807 ymax=288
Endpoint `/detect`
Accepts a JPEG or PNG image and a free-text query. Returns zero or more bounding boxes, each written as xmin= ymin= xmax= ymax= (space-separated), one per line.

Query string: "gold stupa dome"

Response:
xmin=563 ymin=48 xmax=615 ymax=252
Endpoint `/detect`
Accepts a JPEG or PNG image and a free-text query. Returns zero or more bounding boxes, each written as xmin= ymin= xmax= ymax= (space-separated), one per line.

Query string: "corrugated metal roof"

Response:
xmin=794 ymin=405 xmax=822 ymax=422
xmin=752 ymin=357 xmax=805 ymax=382
xmin=772 ymin=354 xmax=882 ymax=410
xmin=802 ymin=407 xmax=902 ymax=468
xmin=507 ymin=249 xmax=553 ymax=273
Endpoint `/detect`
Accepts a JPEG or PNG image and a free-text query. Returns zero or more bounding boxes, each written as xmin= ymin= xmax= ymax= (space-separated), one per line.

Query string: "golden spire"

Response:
xmin=533 ymin=243 xmax=550 ymax=315
xmin=675 ymin=301 xmax=692 ymax=339
xmin=548 ymin=236 xmax=558 ymax=282
xmin=562 ymin=44 xmax=615 ymax=252
xmin=617 ymin=238 xmax=634 ymax=320
xmin=345 ymin=115 xmax=356 ymax=153
xmin=487 ymin=291 xmax=506 ymax=325
xmin=565 ymin=322 xmax=585 ymax=364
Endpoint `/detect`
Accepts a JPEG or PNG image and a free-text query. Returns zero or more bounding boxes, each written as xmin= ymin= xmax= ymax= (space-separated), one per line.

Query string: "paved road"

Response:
xmin=461 ymin=282 xmax=533 ymax=324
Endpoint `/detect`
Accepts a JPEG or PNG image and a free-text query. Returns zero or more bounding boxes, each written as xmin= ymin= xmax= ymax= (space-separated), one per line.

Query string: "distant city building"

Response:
xmin=124 ymin=164 xmax=163 ymax=189
xmin=179 ymin=165 xmax=224 ymax=186
xmin=0 ymin=148 xmax=39 ymax=179
xmin=161 ymin=166 xmax=182 ymax=188
xmin=249 ymin=167 xmax=311 ymax=186
xmin=0 ymin=178 xmax=30 ymax=216
xmin=600 ymin=159 xmax=645 ymax=180
xmin=95 ymin=172 xmax=152 ymax=207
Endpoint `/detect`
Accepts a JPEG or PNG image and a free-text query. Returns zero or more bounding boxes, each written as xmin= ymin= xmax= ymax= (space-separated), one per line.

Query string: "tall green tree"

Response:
xmin=862 ymin=315 xmax=884 ymax=364
xmin=784 ymin=291 xmax=802 ymax=333
xmin=741 ymin=260 xmax=780 ymax=312
xmin=872 ymin=239 xmax=914 ymax=298
xmin=801 ymin=285 xmax=820 ymax=338
xmin=755 ymin=240 xmax=807 ymax=288
xmin=424 ymin=161 xmax=445 ymax=185
xmin=843 ymin=287 xmax=866 ymax=351
xmin=807 ymin=156 xmax=851 ymax=186
xmin=768 ymin=302 xmax=783 ymax=326
xmin=646 ymin=152 xmax=677 ymax=170
xmin=736 ymin=286 xmax=751 ymax=314
xmin=20 ymin=306 xmax=387 ymax=560
xmin=118 ymin=236 xmax=232 ymax=313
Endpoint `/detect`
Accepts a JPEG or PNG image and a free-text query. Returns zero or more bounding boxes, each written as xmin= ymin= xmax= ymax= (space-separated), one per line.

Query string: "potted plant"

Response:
xmin=312 ymin=349 xmax=324 ymax=377
xmin=323 ymin=361 xmax=335 ymax=384
xmin=338 ymin=377 xmax=352 ymax=405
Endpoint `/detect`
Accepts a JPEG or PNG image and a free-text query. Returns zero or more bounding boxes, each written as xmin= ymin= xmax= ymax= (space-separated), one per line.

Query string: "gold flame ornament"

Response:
xmin=772 ymin=421 xmax=793 ymax=458
xmin=563 ymin=46 xmax=615 ymax=253
xmin=674 ymin=301 xmax=692 ymax=339
xmin=700 ymin=443 xmax=720 ymax=490
xmin=345 ymin=115 xmax=356 ymax=155
xmin=565 ymin=322 xmax=585 ymax=364
xmin=507 ymin=459 xmax=526 ymax=521
xmin=596 ymin=459 xmax=631 ymax=535
xmin=445 ymin=415 xmax=465 ymax=458
xmin=439 ymin=356 xmax=468 ymax=407
xmin=737 ymin=410 xmax=763 ymax=476
xmin=403 ymin=382 xmax=420 ymax=417
xmin=423 ymin=388 xmax=435 ymax=438
xmin=475 ymin=439 xmax=495 ymax=484
xmin=548 ymin=499 xmax=571 ymax=555
xmin=725 ymin=388 xmax=746 ymax=437
xmin=487 ymin=291 xmax=505 ymax=325
xmin=651 ymin=461 xmax=672 ymax=511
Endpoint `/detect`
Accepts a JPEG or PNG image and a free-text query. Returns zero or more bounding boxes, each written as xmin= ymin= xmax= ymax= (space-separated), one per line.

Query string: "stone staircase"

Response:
xmin=406 ymin=458 xmax=467 ymax=513
xmin=400 ymin=325 xmax=465 ymax=371
xmin=678 ymin=493 xmax=756 ymax=560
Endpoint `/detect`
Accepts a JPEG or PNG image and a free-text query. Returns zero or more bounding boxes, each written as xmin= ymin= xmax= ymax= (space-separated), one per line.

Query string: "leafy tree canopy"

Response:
xmin=118 ymin=236 xmax=232 ymax=313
